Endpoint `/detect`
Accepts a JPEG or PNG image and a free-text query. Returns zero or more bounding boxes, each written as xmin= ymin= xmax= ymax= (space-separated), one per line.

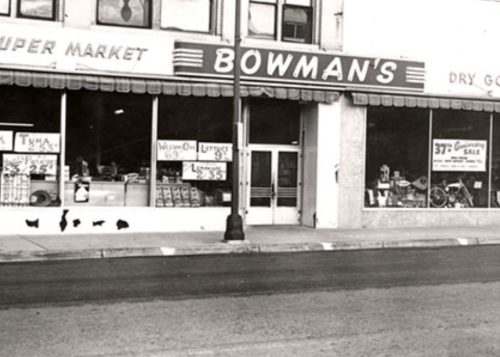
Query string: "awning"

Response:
xmin=0 ymin=69 xmax=340 ymax=104
xmin=352 ymin=92 xmax=500 ymax=112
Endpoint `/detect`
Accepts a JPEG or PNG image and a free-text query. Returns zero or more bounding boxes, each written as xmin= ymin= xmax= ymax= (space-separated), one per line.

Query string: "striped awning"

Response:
xmin=0 ymin=69 xmax=340 ymax=103
xmin=352 ymin=92 xmax=500 ymax=112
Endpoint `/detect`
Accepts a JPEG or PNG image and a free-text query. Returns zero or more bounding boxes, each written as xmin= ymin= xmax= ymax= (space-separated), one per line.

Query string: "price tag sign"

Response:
xmin=3 ymin=154 xmax=57 ymax=175
xmin=182 ymin=161 xmax=226 ymax=181
xmin=157 ymin=140 xmax=197 ymax=161
xmin=198 ymin=142 xmax=232 ymax=161
xmin=0 ymin=131 xmax=13 ymax=151
xmin=432 ymin=139 xmax=487 ymax=172
xmin=15 ymin=133 xmax=60 ymax=153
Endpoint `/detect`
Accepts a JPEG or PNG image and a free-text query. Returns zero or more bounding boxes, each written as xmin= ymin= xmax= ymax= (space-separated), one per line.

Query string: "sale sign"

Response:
xmin=15 ymin=132 xmax=60 ymax=153
xmin=432 ymin=139 xmax=487 ymax=172
xmin=157 ymin=140 xmax=197 ymax=161
xmin=3 ymin=154 xmax=58 ymax=175
xmin=182 ymin=161 xmax=226 ymax=181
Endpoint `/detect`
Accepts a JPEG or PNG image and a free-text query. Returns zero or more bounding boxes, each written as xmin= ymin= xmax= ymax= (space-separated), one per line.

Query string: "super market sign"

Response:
xmin=174 ymin=41 xmax=425 ymax=92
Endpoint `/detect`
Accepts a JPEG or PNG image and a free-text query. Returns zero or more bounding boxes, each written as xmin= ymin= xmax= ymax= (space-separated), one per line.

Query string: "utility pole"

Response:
xmin=224 ymin=0 xmax=245 ymax=241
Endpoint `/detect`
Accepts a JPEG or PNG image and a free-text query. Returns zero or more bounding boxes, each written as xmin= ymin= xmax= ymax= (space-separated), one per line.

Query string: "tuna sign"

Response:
xmin=173 ymin=41 xmax=425 ymax=92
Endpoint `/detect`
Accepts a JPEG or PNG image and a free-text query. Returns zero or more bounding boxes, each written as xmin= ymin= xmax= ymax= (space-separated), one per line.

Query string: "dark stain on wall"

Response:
xmin=59 ymin=209 xmax=69 ymax=232
xmin=93 ymin=220 xmax=105 ymax=227
xmin=26 ymin=219 xmax=39 ymax=228
xmin=117 ymin=219 xmax=129 ymax=230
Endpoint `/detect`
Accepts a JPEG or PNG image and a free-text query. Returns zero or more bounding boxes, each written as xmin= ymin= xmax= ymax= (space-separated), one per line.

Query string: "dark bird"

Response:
xmin=73 ymin=219 xmax=81 ymax=228
xmin=93 ymin=220 xmax=105 ymax=227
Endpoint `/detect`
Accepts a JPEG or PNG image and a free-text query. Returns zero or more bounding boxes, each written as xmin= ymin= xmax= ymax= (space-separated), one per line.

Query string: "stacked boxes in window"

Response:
xmin=1 ymin=173 xmax=30 ymax=207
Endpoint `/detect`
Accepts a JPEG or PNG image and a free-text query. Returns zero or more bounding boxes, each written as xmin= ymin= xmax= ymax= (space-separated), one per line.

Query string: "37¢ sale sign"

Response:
xmin=432 ymin=139 xmax=487 ymax=172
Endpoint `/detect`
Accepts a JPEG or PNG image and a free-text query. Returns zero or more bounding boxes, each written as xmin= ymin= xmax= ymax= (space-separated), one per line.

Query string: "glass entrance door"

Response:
xmin=246 ymin=145 xmax=300 ymax=225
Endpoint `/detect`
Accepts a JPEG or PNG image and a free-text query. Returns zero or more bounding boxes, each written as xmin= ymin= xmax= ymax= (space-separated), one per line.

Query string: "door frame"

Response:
xmin=245 ymin=144 xmax=302 ymax=225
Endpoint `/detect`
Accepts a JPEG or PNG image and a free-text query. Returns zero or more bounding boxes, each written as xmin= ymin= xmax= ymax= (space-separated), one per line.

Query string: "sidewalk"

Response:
xmin=1 ymin=225 xmax=500 ymax=263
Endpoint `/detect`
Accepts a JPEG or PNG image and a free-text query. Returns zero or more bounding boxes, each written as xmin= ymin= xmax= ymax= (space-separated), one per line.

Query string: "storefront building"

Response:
xmin=338 ymin=0 xmax=500 ymax=228
xmin=0 ymin=0 xmax=350 ymax=234
xmin=4 ymin=0 xmax=490 ymax=235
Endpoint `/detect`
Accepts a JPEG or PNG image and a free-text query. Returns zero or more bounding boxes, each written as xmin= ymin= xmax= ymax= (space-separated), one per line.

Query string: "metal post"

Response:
xmin=224 ymin=0 xmax=245 ymax=241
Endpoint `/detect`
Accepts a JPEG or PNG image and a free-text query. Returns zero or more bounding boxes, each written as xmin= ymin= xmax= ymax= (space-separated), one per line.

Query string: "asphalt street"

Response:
xmin=2 ymin=245 xmax=500 ymax=307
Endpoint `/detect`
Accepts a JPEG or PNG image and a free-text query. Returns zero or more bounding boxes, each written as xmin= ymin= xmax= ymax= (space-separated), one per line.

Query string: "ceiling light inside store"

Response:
xmin=114 ymin=109 xmax=125 ymax=115
xmin=0 ymin=122 xmax=34 ymax=127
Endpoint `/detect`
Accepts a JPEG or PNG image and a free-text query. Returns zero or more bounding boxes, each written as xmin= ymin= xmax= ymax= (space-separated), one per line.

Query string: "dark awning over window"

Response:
xmin=352 ymin=92 xmax=500 ymax=113
xmin=0 ymin=69 xmax=340 ymax=104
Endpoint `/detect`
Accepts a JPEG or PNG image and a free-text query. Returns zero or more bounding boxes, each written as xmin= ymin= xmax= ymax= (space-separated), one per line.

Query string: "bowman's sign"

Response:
xmin=173 ymin=41 xmax=425 ymax=92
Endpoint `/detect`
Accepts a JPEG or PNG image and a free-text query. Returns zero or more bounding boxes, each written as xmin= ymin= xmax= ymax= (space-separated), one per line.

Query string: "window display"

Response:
xmin=365 ymin=107 xmax=429 ymax=208
xmin=0 ymin=87 xmax=61 ymax=207
xmin=365 ymin=106 xmax=497 ymax=209
xmin=66 ymin=90 xmax=152 ymax=207
xmin=156 ymin=97 xmax=232 ymax=208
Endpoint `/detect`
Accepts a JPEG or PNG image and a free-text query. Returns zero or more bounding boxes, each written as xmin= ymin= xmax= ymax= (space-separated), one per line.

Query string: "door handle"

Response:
xmin=271 ymin=183 xmax=276 ymax=199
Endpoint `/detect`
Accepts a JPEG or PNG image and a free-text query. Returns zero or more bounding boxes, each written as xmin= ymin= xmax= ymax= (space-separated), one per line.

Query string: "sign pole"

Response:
xmin=224 ymin=0 xmax=244 ymax=241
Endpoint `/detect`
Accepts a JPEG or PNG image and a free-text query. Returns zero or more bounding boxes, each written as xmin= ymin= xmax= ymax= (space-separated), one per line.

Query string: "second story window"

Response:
xmin=0 ymin=0 xmax=9 ymax=16
xmin=18 ymin=0 xmax=56 ymax=20
xmin=249 ymin=0 xmax=313 ymax=44
xmin=97 ymin=0 xmax=152 ymax=28
xmin=161 ymin=0 xmax=215 ymax=33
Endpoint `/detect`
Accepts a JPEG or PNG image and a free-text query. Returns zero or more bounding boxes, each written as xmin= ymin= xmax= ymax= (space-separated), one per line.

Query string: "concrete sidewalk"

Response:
xmin=2 ymin=225 xmax=500 ymax=263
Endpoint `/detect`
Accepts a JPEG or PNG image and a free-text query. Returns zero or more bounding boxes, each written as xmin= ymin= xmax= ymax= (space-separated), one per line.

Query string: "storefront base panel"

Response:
xmin=0 ymin=207 xmax=231 ymax=235
xmin=359 ymin=209 xmax=500 ymax=229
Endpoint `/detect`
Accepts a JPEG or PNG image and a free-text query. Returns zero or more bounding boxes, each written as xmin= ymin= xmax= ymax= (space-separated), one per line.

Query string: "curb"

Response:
xmin=0 ymin=237 xmax=497 ymax=263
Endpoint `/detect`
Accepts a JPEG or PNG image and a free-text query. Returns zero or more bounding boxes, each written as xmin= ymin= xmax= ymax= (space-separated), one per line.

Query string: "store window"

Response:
xmin=0 ymin=0 xmax=9 ymax=16
xmin=365 ymin=107 xmax=429 ymax=209
xmin=249 ymin=0 xmax=313 ymax=44
xmin=156 ymin=97 xmax=232 ymax=208
xmin=18 ymin=0 xmax=56 ymax=20
xmin=97 ymin=0 xmax=152 ymax=28
xmin=0 ymin=87 xmax=61 ymax=207
xmin=161 ymin=0 xmax=215 ymax=33
xmin=365 ymin=106 xmax=495 ymax=209
xmin=430 ymin=110 xmax=490 ymax=209
xmin=249 ymin=98 xmax=301 ymax=145
xmin=66 ymin=91 xmax=152 ymax=207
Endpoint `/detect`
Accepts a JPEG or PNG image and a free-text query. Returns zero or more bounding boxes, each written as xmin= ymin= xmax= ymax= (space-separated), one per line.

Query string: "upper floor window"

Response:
xmin=249 ymin=0 xmax=313 ymax=44
xmin=97 ymin=0 xmax=152 ymax=28
xmin=16 ymin=0 xmax=56 ymax=21
xmin=161 ymin=0 xmax=215 ymax=33
xmin=0 ymin=0 xmax=9 ymax=16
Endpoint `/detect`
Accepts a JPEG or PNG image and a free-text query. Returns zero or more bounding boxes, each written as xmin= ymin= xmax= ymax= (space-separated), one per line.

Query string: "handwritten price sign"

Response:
xmin=157 ymin=140 xmax=197 ymax=161
xmin=198 ymin=142 xmax=232 ymax=161
xmin=3 ymin=154 xmax=57 ymax=175
xmin=432 ymin=139 xmax=487 ymax=172
xmin=15 ymin=133 xmax=60 ymax=153
xmin=182 ymin=161 xmax=226 ymax=181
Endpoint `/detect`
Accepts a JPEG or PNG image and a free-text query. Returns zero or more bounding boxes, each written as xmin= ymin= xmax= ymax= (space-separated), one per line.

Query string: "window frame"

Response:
xmin=160 ymin=0 xmax=217 ymax=35
xmin=17 ymin=0 xmax=56 ymax=21
xmin=248 ymin=0 xmax=315 ymax=44
xmin=96 ymin=0 xmax=153 ymax=29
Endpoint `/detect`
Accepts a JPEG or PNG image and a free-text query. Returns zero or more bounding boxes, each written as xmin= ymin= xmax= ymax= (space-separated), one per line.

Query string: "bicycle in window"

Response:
xmin=429 ymin=178 xmax=474 ymax=208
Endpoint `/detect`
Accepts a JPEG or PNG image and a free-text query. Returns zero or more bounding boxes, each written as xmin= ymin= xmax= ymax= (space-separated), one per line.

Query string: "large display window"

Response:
xmin=365 ymin=106 xmax=498 ymax=209
xmin=66 ymin=90 xmax=152 ymax=207
xmin=156 ymin=96 xmax=233 ymax=208
xmin=0 ymin=87 xmax=61 ymax=207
